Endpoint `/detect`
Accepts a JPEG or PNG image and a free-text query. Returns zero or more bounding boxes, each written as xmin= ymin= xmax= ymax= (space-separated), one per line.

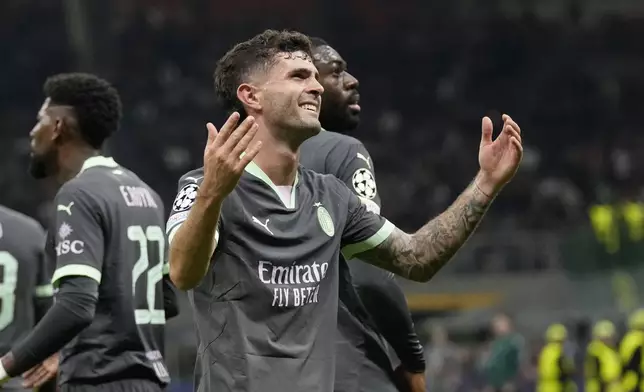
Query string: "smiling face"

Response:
xmin=256 ymin=51 xmax=324 ymax=138
xmin=313 ymin=44 xmax=360 ymax=131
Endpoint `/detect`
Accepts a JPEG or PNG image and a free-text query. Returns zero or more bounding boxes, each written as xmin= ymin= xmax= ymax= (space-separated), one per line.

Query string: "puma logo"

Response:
xmin=356 ymin=152 xmax=371 ymax=168
xmin=252 ymin=216 xmax=273 ymax=235
xmin=57 ymin=202 xmax=74 ymax=216
xmin=185 ymin=176 xmax=203 ymax=183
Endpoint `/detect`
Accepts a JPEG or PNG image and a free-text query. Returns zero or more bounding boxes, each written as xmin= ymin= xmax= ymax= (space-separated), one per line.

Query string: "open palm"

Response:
xmin=478 ymin=114 xmax=523 ymax=192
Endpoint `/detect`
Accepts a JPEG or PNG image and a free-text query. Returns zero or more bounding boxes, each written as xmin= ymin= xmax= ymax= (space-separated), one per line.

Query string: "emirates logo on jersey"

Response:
xmin=258 ymin=260 xmax=330 ymax=308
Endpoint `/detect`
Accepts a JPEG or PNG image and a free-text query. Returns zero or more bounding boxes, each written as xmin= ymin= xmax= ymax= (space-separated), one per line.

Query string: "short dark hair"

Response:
xmin=214 ymin=29 xmax=313 ymax=115
xmin=309 ymin=36 xmax=330 ymax=49
xmin=44 ymin=73 xmax=122 ymax=149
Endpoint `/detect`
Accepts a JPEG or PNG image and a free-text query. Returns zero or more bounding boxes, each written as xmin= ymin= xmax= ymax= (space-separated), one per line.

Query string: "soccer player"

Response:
xmin=299 ymin=37 xmax=426 ymax=392
xmin=0 ymin=73 xmax=178 ymax=392
xmin=0 ymin=205 xmax=55 ymax=392
xmin=168 ymin=30 xmax=522 ymax=392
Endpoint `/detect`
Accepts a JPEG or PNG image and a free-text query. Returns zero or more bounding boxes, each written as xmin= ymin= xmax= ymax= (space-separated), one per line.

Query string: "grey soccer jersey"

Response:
xmin=300 ymin=129 xmax=381 ymax=214
xmin=0 ymin=206 xmax=51 ymax=356
xmin=302 ymin=130 xmax=428 ymax=392
xmin=167 ymin=162 xmax=395 ymax=392
xmin=46 ymin=156 xmax=170 ymax=386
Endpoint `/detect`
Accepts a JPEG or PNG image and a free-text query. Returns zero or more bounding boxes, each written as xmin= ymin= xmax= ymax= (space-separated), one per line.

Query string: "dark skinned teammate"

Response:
xmin=0 ymin=73 xmax=178 ymax=392
xmin=168 ymin=30 xmax=523 ymax=392
xmin=299 ymin=37 xmax=426 ymax=392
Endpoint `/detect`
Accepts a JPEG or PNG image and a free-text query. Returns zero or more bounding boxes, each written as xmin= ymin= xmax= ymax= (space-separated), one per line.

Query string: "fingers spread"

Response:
xmin=206 ymin=123 xmax=218 ymax=146
xmin=22 ymin=366 xmax=47 ymax=387
xmin=502 ymin=114 xmax=521 ymax=135
xmin=503 ymin=125 xmax=522 ymax=145
xmin=510 ymin=137 xmax=524 ymax=154
xmin=223 ymin=116 xmax=255 ymax=153
xmin=232 ymin=123 xmax=259 ymax=157
xmin=212 ymin=112 xmax=242 ymax=148
xmin=236 ymin=141 xmax=263 ymax=172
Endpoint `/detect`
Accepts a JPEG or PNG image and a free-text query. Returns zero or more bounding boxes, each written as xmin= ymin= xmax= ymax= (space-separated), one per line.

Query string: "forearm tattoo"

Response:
xmin=360 ymin=183 xmax=492 ymax=281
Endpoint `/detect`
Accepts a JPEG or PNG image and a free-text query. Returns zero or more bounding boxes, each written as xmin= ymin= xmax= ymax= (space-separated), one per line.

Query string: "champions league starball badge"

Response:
xmin=172 ymin=184 xmax=199 ymax=212
xmin=352 ymin=168 xmax=377 ymax=199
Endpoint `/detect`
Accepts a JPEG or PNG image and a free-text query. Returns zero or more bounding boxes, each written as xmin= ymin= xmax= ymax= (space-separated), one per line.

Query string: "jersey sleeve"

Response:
xmin=340 ymin=184 xmax=395 ymax=260
xmin=333 ymin=140 xmax=381 ymax=214
xmin=50 ymin=182 xmax=105 ymax=287
xmin=34 ymin=238 xmax=53 ymax=299
xmin=21 ymin=222 xmax=53 ymax=299
xmin=166 ymin=168 xmax=221 ymax=249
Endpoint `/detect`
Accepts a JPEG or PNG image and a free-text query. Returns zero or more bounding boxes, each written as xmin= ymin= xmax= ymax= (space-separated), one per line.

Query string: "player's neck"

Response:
xmin=252 ymin=136 xmax=298 ymax=187
xmin=55 ymin=146 xmax=100 ymax=186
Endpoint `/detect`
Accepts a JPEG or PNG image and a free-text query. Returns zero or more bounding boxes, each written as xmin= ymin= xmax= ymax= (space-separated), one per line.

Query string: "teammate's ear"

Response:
xmin=237 ymin=84 xmax=261 ymax=112
xmin=51 ymin=117 xmax=64 ymax=142
xmin=53 ymin=116 xmax=73 ymax=144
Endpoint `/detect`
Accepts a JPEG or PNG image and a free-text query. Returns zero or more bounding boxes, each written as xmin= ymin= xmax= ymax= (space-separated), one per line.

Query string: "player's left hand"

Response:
xmin=477 ymin=114 xmax=523 ymax=196
xmin=21 ymin=352 xmax=58 ymax=388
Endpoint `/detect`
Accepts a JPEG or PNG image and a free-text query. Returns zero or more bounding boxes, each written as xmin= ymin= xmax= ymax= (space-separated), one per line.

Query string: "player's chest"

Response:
xmin=222 ymin=193 xmax=344 ymax=262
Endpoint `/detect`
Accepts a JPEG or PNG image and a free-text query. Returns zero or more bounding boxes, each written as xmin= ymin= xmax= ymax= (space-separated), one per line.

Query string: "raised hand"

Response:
xmin=477 ymin=114 xmax=523 ymax=195
xmin=201 ymin=112 xmax=262 ymax=200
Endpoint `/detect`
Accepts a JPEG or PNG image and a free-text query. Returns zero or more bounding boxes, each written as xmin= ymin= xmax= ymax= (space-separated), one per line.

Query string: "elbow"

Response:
xmin=408 ymin=250 xmax=457 ymax=283
xmin=168 ymin=249 xmax=195 ymax=290
xmin=77 ymin=313 xmax=94 ymax=330
xmin=408 ymin=266 xmax=436 ymax=283
xmin=59 ymin=296 xmax=95 ymax=331
xmin=169 ymin=269 xmax=195 ymax=291
xmin=75 ymin=298 xmax=97 ymax=329
xmin=168 ymin=240 xmax=212 ymax=290
xmin=413 ymin=275 xmax=433 ymax=283
xmin=169 ymin=263 xmax=199 ymax=290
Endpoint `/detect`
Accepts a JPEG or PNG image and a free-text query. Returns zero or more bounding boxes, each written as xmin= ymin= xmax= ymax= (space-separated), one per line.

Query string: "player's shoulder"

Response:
xmin=175 ymin=167 xmax=204 ymax=197
xmin=169 ymin=167 xmax=204 ymax=215
xmin=298 ymin=165 xmax=351 ymax=197
xmin=178 ymin=167 xmax=205 ymax=185
xmin=313 ymin=129 xmax=364 ymax=149
xmin=0 ymin=205 xmax=45 ymax=237
xmin=56 ymin=173 xmax=102 ymax=203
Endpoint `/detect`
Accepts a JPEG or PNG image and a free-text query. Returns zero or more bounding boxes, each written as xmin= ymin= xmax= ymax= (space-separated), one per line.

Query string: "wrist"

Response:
xmin=474 ymin=171 xmax=502 ymax=199
xmin=195 ymin=192 xmax=225 ymax=213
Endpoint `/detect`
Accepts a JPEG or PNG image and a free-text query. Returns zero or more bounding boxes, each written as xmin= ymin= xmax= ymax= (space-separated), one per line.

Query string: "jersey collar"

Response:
xmin=78 ymin=155 xmax=119 ymax=175
xmin=244 ymin=160 xmax=299 ymax=209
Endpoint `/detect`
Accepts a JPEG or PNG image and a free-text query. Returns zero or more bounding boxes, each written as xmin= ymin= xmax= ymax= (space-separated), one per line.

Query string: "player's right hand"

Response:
xmin=201 ymin=112 xmax=262 ymax=201
xmin=395 ymin=366 xmax=426 ymax=392
xmin=21 ymin=352 xmax=58 ymax=388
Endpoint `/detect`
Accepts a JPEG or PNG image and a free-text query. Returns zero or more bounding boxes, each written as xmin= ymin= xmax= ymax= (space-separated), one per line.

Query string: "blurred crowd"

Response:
xmin=3 ymin=0 xmax=644 ymax=390
xmin=3 ymin=0 xmax=644 ymax=234
xmin=422 ymin=313 xmax=637 ymax=392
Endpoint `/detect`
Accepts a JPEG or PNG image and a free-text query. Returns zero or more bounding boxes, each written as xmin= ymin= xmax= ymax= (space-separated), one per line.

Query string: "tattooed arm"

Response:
xmin=346 ymin=115 xmax=522 ymax=282
xmin=354 ymin=174 xmax=494 ymax=282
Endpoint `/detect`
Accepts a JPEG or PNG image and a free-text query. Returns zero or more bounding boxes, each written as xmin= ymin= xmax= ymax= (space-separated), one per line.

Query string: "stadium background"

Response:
xmin=3 ymin=0 xmax=644 ymax=390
